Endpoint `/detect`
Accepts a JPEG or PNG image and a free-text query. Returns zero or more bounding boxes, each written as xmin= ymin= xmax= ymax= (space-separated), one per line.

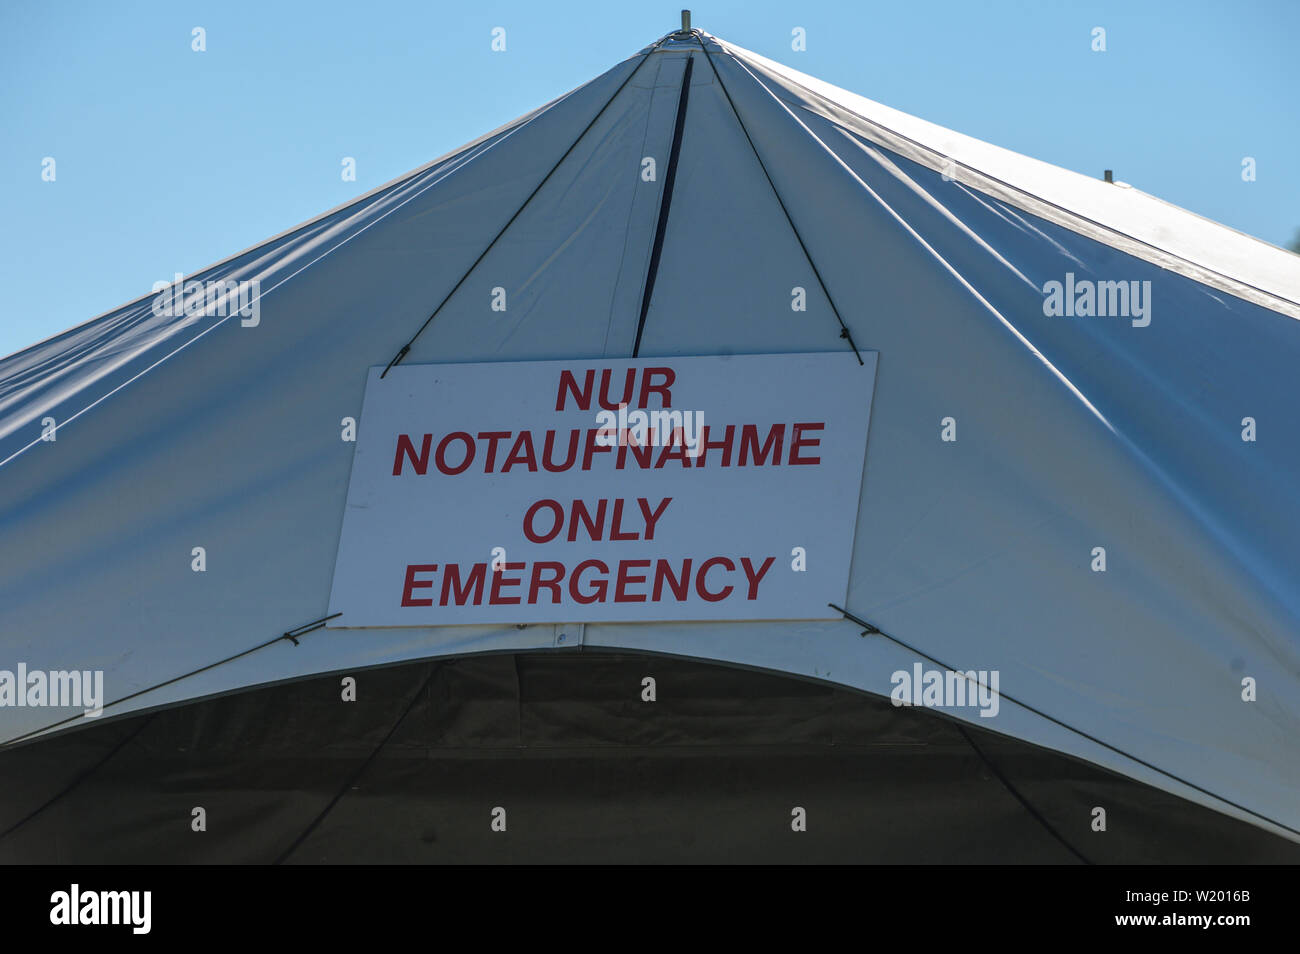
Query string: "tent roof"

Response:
xmin=714 ymin=34 xmax=1300 ymax=317
xmin=2 ymin=28 xmax=1298 ymax=850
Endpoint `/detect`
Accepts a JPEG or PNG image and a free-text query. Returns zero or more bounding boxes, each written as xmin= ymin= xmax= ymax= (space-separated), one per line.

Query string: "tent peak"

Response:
xmin=643 ymin=28 xmax=718 ymax=55
xmin=638 ymin=13 xmax=721 ymax=55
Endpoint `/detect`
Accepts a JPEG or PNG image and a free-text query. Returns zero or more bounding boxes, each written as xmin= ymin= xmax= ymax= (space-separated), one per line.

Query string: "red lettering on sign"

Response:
xmin=570 ymin=559 xmax=608 ymax=605
xmin=441 ymin=562 xmax=486 ymax=606
xmin=502 ymin=431 xmax=538 ymax=473
xmin=568 ymin=499 xmax=607 ymax=542
xmin=393 ymin=434 xmax=432 ymax=475
xmin=616 ymin=438 xmax=654 ymax=469
xmin=652 ymin=558 xmax=692 ymax=601
xmin=654 ymin=436 xmax=693 ymax=469
xmin=555 ymin=366 xmax=677 ymax=412
xmin=609 ymin=499 xmax=638 ymax=541
xmin=739 ymin=424 xmax=784 ymax=466
xmin=640 ymin=497 xmax=671 ymax=540
xmin=435 ymin=432 xmax=475 ymax=475
xmin=556 ymin=369 xmax=595 ymax=411
xmin=696 ymin=556 xmax=735 ymax=601
xmin=542 ymin=429 xmax=579 ymax=471
xmin=599 ymin=368 xmax=637 ymax=411
xmin=489 ymin=561 xmax=525 ymax=605
xmin=740 ymin=556 xmax=775 ymax=599
xmin=790 ymin=423 xmax=824 ymax=465
xmin=524 ymin=499 xmax=564 ymax=544
xmin=477 ymin=431 xmax=512 ymax=471
xmin=401 ymin=563 xmax=438 ymax=606
xmin=581 ymin=428 xmax=610 ymax=470
xmin=638 ymin=367 xmax=675 ymax=408
xmin=614 ymin=559 xmax=651 ymax=602
xmin=528 ymin=562 xmax=565 ymax=604
xmin=697 ymin=425 xmax=734 ymax=467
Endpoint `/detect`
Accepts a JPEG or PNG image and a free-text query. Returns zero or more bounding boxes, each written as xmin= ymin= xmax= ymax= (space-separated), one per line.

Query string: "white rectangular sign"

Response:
xmin=327 ymin=352 xmax=876 ymax=627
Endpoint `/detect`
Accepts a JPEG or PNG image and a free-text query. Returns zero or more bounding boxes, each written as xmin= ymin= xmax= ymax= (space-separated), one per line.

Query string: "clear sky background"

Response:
xmin=2 ymin=0 xmax=1297 ymax=358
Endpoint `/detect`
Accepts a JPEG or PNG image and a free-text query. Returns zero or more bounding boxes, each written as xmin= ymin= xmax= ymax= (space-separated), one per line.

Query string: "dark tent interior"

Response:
xmin=2 ymin=653 xmax=1295 ymax=863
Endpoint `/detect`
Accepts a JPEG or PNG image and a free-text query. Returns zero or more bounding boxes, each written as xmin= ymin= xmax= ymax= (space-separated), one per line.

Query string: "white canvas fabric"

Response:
xmin=1 ymin=30 xmax=1297 ymax=843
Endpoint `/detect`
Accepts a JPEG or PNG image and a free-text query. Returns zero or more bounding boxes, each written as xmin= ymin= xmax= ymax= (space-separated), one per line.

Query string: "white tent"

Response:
xmin=2 ymin=26 xmax=1298 ymax=852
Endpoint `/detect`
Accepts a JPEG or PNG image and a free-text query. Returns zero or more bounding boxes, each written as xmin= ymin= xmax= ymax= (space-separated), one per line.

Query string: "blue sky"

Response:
xmin=2 ymin=0 xmax=1297 ymax=358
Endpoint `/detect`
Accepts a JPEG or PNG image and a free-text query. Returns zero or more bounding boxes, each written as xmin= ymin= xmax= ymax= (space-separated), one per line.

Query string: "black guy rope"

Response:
xmin=273 ymin=663 xmax=439 ymax=864
xmin=0 ymin=612 xmax=341 ymax=747
xmin=381 ymin=38 xmax=672 ymax=378
xmin=954 ymin=722 xmax=1092 ymax=864
xmin=696 ymin=35 xmax=864 ymax=366
xmin=0 ymin=714 xmax=157 ymax=841
xmin=829 ymin=601 xmax=1300 ymax=839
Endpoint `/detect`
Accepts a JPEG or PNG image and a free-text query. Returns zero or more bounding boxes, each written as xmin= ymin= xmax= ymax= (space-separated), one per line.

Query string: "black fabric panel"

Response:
xmin=0 ymin=653 xmax=1295 ymax=863
xmin=0 ymin=717 xmax=141 ymax=838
